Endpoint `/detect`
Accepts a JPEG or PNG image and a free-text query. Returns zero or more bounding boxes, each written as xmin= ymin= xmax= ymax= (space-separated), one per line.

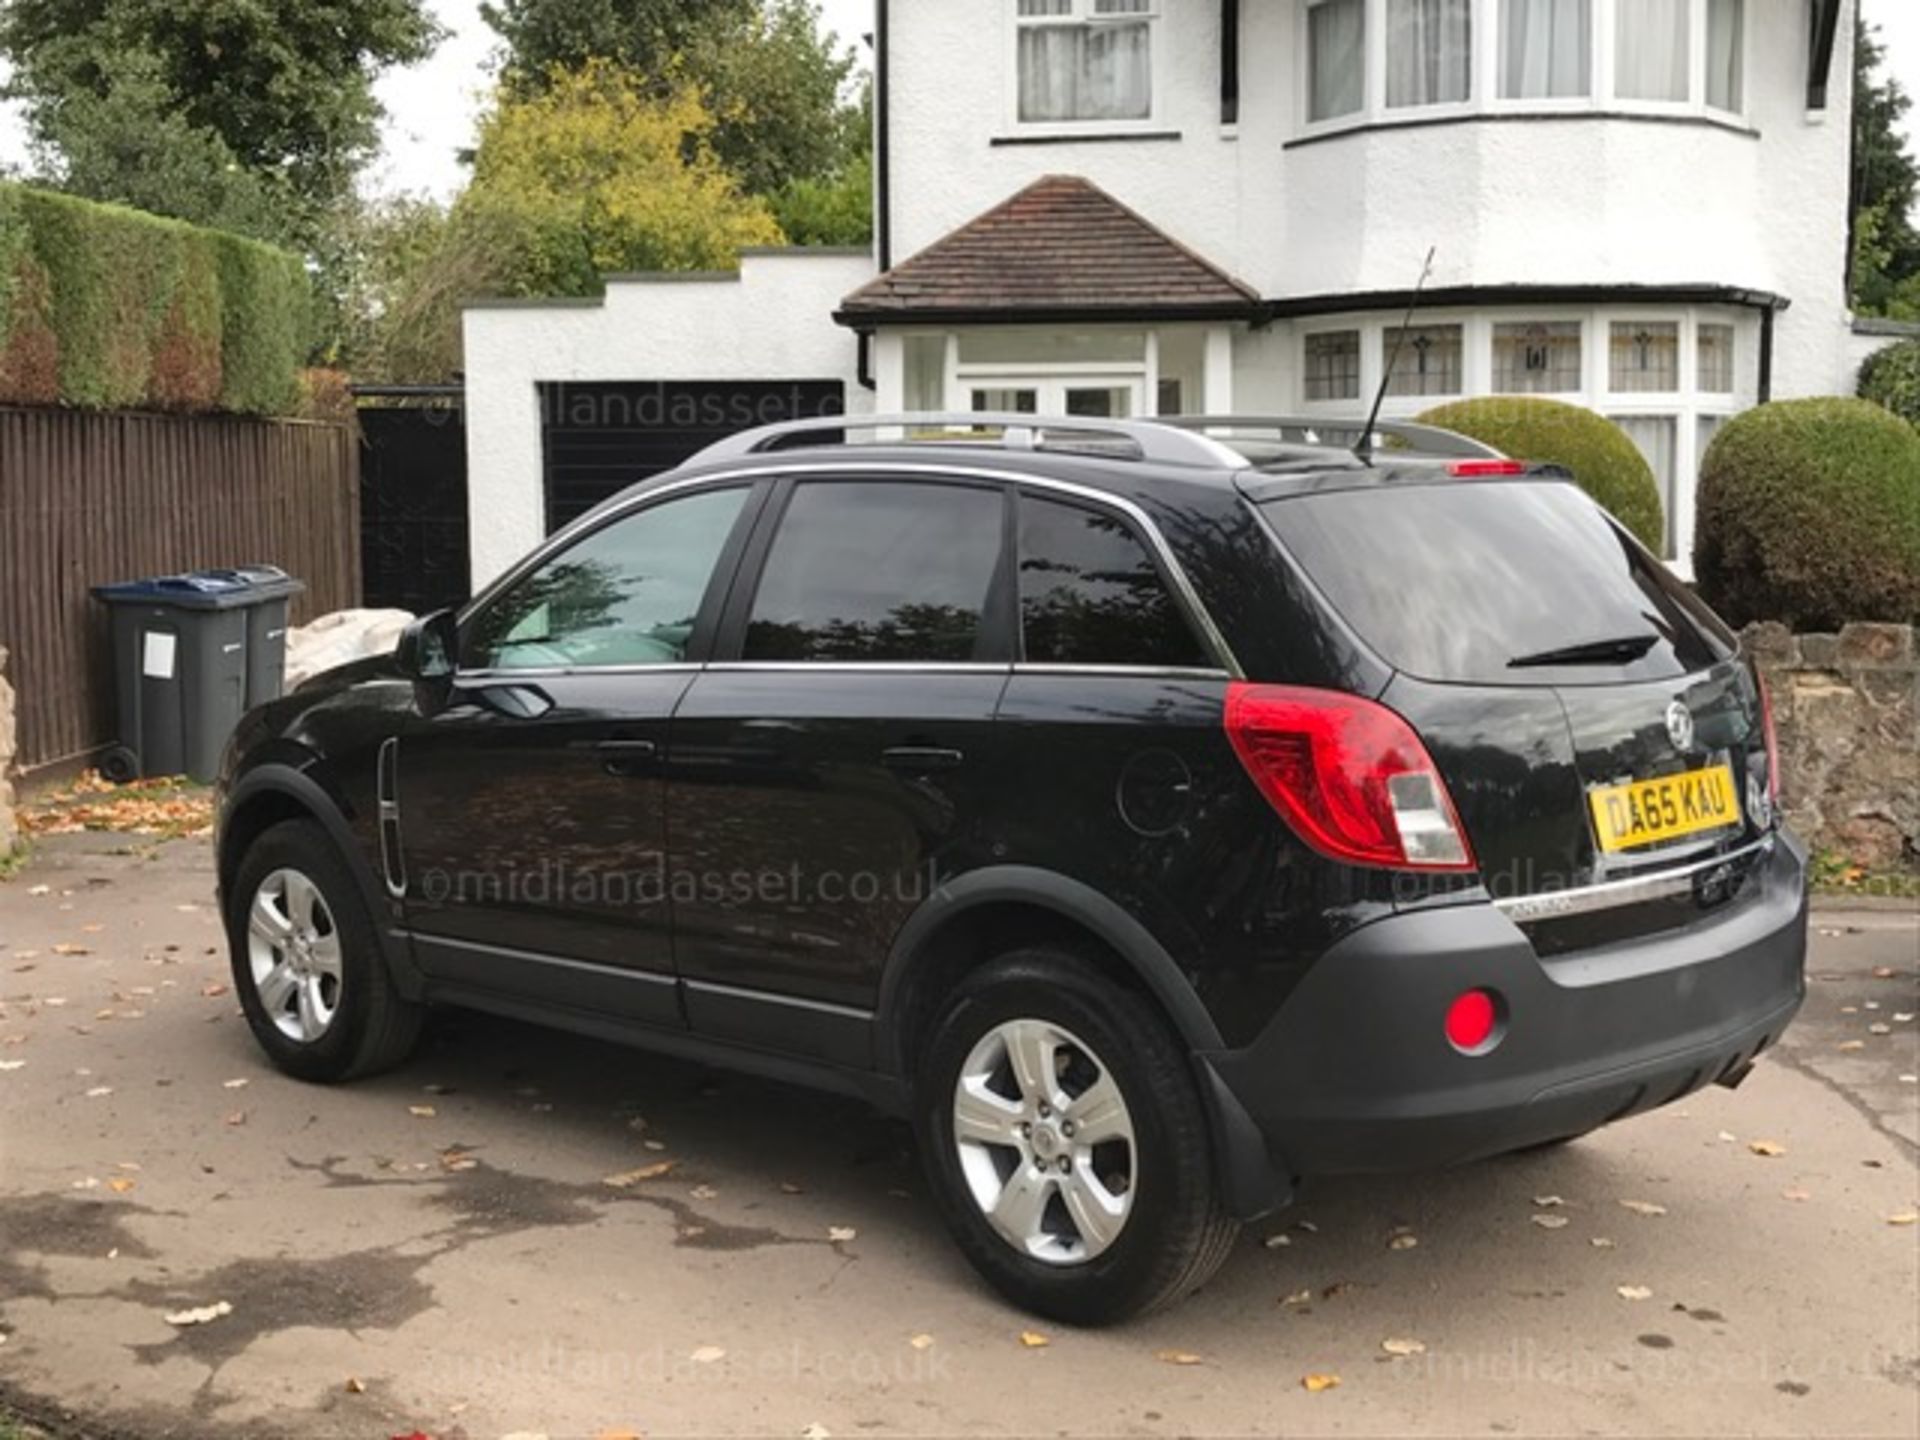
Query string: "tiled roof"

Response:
xmin=837 ymin=175 xmax=1264 ymax=325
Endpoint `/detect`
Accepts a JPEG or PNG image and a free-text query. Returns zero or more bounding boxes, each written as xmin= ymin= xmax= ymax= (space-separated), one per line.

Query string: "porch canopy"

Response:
xmin=834 ymin=175 xmax=1263 ymax=330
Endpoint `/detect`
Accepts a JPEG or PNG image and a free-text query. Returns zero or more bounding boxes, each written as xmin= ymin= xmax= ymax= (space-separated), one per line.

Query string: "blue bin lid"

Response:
xmin=93 ymin=566 xmax=305 ymax=610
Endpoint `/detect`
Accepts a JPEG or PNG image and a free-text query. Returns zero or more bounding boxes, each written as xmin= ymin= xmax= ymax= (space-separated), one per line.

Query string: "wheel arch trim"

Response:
xmin=874 ymin=866 xmax=1225 ymax=1077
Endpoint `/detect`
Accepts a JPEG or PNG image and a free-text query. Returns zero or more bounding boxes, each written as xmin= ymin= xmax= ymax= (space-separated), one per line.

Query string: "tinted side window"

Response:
xmin=744 ymin=481 xmax=1008 ymax=663
xmin=465 ymin=486 xmax=748 ymax=671
xmin=1019 ymin=494 xmax=1211 ymax=668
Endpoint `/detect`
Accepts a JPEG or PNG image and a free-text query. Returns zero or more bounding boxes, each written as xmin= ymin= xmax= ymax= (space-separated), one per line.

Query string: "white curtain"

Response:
xmin=1614 ymin=415 xmax=1678 ymax=555
xmin=1019 ymin=21 xmax=1152 ymax=122
xmin=1387 ymin=0 xmax=1473 ymax=108
xmin=1706 ymin=0 xmax=1743 ymax=110
xmin=1309 ymin=0 xmax=1366 ymax=120
xmin=1615 ymin=0 xmax=1689 ymax=101
xmin=1502 ymin=0 xmax=1591 ymax=98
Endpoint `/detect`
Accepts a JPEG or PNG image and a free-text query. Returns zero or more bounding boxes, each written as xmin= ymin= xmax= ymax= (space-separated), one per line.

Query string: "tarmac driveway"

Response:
xmin=1 ymin=831 xmax=1916 ymax=1439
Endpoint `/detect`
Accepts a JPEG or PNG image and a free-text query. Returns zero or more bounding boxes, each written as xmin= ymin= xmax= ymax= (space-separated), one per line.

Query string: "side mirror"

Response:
xmin=398 ymin=608 xmax=459 ymax=681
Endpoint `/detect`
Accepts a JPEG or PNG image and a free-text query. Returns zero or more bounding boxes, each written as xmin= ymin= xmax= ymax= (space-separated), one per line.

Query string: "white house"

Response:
xmin=464 ymin=0 xmax=1867 ymax=583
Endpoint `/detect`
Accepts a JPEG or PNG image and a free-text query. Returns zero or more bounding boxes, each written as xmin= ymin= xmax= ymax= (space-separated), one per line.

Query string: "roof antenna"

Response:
xmin=1354 ymin=246 xmax=1437 ymax=465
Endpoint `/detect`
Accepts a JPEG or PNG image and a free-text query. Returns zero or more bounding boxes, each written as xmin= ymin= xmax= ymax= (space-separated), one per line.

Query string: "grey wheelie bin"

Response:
xmin=92 ymin=567 xmax=305 ymax=783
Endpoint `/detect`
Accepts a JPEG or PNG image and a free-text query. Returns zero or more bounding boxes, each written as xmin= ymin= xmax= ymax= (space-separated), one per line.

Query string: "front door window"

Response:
xmin=967 ymin=377 xmax=1144 ymax=417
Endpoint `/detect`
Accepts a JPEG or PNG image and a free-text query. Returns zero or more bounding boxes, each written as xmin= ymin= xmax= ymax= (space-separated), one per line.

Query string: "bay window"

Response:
xmin=1303 ymin=0 xmax=1747 ymax=130
xmin=1305 ymin=331 xmax=1363 ymax=400
xmin=1016 ymin=0 xmax=1155 ymax=125
xmin=1500 ymin=0 xmax=1591 ymax=99
xmin=1384 ymin=324 xmax=1465 ymax=397
xmin=1493 ymin=321 xmax=1582 ymax=393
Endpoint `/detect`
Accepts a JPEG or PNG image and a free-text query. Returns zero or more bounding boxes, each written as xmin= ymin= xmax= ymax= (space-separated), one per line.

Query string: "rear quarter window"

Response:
xmin=1260 ymin=479 xmax=1734 ymax=686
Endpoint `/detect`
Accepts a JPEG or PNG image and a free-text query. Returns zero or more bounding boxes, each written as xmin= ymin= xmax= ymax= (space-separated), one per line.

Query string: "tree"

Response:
xmin=0 ymin=0 xmax=441 ymax=240
xmin=483 ymin=0 xmax=866 ymax=203
xmin=1852 ymin=15 xmax=1920 ymax=315
xmin=457 ymin=61 xmax=784 ymax=295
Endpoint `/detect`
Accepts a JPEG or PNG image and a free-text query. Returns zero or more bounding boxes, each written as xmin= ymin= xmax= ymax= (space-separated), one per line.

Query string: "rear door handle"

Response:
xmin=882 ymin=745 xmax=965 ymax=772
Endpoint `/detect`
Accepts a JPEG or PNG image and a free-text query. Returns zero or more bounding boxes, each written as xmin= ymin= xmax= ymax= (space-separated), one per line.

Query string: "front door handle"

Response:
xmin=882 ymin=745 xmax=965 ymax=772
xmin=596 ymin=737 xmax=659 ymax=777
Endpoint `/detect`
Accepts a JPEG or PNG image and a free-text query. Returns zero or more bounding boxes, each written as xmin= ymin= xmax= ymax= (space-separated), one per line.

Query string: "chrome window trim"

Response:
xmin=708 ymin=661 xmax=1013 ymax=676
xmin=451 ymin=662 xmax=705 ymax=683
xmin=1493 ymin=835 xmax=1774 ymax=923
xmin=461 ymin=461 xmax=1246 ymax=680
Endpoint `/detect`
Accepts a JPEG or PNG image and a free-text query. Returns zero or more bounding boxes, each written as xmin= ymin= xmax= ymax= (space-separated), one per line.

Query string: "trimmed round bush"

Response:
xmin=1859 ymin=338 xmax=1920 ymax=429
xmin=1695 ymin=397 xmax=1920 ymax=629
xmin=1414 ymin=397 xmax=1664 ymax=549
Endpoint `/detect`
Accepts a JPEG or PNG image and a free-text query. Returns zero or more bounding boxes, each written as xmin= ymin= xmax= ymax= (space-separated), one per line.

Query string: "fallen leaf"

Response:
xmin=223 ymin=1078 xmax=249 ymax=1090
xmin=1156 ymin=1349 xmax=1204 ymax=1366
xmin=224 ymin=1110 xmax=246 ymax=1127
xmin=0 ymin=1061 xmax=23 ymax=1072
xmin=1888 ymin=1213 xmax=1919 ymax=1227
xmin=1320 ymin=1282 xmax=1351 ymax=1300
xmin=1871 ymin=965 xmax=1897 ymax=979
xmin=595 ymin=1431 xmax=643 ymax=1440
xmin=439 ymin=1151 xmax=478 ymax=1173
xmin=1532 ymin=1195 xmax=1566 ymax=1208
xmin=84 ymin=1086 xmax=113 ymax=1098
xmin=1301 ymin=1373 xmax=1341 ymax=1393
xmin=801 ymin=1425 xmax=831 ymax=1440
xmin=1782 ymin=1188 xmax=1811 ymax=1202
xmin=828 ymin=1225 xmax=857 ymax=1243
xmin=642 ymin=1138 xmax=666 ymax=1150
xmin=689 ymin=1345 xmax=726 ymax=1364
xmin=51 ymin=944 xmax=90 ymax=956
xmin=689 ymin=1184 xmax=718 ymax=1201
xmin=1837 ymin=1040 xmax=1867 ymax=1052
xmin=1895 ymin=1013 xmax=1916 ymax=1023
xmin=602 ymin=1161 xmax=676 ymax=1188
xmin=1018 ymin=1330 xmax=1050 ymax=1348
xmin=1617 ymin=1285 xmax=1654 ymax=1301
xmin=422 ymin=1083 xmax=452 ymax=1096
xmin=1748 ymin=1140 xmax=1787 ymax=1158
xmin=165 ymin=1301 xmax=233 ymax=1327
xmin=1590 ymin=1237 xmax=1616 ymax=1248
xmin=200 ymin=983 xmax=229 ymax=998
xmin=1281 ymin=1288 xmax=1314 ymax=1306
xmin=1381 ymin=1338 xmax=1427 ymax=1356
xmin=908 ymin=1333 xmax=934 ymax=1350
xmin=1263 ymin=1233 xmax=1292 ymax=1249
xmin=27 ymin=885 xmax=50 ymax=896
xmin=1718 ymin=1130 xmax=1738 ymax=1143
xmin=107 ymin=1178 xmax=135 ymax=1194
xmin=1869 ymin=1023 xmax=1892 ymax=1036
xmin=1530 ymin=1214 xmax=1570 ymax=1230
xmin=344 ymin=1377 xmax=366 ymax=1395
xmin=1294 ymin=1219 xmax=1319 ymax=1233
xmin=407 ymin=1105 xmax=435 ymax=1118
xmin=1388 ymin=1233 xmax=1419 ymax=1250
xmin=1619 ymin=1200 xmax=1668 ymax=1217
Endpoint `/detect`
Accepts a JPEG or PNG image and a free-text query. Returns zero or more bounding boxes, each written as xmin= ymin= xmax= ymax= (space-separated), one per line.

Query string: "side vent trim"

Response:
xmin=377 ymin=737 xmax=407 ymax=897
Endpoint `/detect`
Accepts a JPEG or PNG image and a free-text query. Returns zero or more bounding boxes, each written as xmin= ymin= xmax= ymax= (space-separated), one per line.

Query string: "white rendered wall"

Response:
xmin=887 ymin=0 xmax=1859 ymax=398
xmin=461 ymin=250 xmax=877 ymax=587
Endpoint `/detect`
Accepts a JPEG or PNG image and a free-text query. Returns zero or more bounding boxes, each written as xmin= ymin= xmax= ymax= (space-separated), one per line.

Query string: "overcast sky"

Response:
xmin=0 ymin=0 xmax=1915 ymax=208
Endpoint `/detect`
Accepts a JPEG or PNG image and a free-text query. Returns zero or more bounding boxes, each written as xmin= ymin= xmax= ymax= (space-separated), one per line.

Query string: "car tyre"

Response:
xmin=915 ymin=946 xmax=1239 ymax=1325
xmin=227 ymin=819 xmax=423 ymax=1083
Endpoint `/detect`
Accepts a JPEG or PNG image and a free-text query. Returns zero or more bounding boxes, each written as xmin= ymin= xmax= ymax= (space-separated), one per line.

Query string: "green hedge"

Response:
xmin=1859 ymin=338 xmax=1920 ymax=429
xmin=0 ymin=183 xmax=308 ymax=416
xmin=1413 ymin=397 xmax=1665 ymax=549
xmin=1695 ymin=397 xmax=1920 ymax=629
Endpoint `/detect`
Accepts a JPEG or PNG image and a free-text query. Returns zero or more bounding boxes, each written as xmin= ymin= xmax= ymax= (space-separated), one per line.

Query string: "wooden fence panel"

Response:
xmin=0 ymin=407 xmax=360 ymax=773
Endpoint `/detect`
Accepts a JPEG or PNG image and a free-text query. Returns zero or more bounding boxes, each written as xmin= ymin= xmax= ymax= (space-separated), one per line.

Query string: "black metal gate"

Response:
xmin=356 ymin=393 xmax=470 ymax=616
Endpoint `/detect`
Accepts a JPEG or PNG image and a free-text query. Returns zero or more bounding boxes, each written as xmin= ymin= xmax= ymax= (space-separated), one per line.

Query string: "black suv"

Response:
xmin=216 ymin=414 xmax=1807 ymax=1323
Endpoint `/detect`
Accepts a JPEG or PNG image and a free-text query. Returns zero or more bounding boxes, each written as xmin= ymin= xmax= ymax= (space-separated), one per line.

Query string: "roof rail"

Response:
xmin=686 ymin=412 xmax=1249 ymax=470
xmin=1161 ymin=415 xmax=1504 ymax=461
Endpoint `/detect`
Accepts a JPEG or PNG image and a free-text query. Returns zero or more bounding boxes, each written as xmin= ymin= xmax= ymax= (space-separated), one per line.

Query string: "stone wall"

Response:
xmin=1 ymin=643 xmax=17 ymax=855
xmin=1743 ymin=623 xmax=1918 ymax=871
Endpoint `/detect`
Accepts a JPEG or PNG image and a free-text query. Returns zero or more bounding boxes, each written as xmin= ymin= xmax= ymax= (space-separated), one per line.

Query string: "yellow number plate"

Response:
xmin=1588 ymin=763 xmax=1742 ymax=854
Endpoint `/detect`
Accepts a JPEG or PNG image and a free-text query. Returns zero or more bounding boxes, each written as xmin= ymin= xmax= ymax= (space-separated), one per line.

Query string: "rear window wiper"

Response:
xmin=1507 ymin=634 xmax=1660 ymax=669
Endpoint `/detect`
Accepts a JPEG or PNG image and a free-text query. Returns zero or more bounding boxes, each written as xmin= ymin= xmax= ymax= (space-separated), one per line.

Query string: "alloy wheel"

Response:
xmin=952 ymin=1018 xmax=1137 ymax=1265
xmin=246 ymin=868 xmax=343 ymax=1043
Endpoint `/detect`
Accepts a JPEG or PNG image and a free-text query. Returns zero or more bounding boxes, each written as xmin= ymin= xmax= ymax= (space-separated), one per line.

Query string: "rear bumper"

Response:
xmin=1204 ymin=831 xmax=1808 ymax=1181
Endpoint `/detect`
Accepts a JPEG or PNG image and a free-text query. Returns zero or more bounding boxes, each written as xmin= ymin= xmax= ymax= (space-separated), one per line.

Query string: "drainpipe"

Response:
xmin=1757 ymin=306 xmax=1775 ymax=404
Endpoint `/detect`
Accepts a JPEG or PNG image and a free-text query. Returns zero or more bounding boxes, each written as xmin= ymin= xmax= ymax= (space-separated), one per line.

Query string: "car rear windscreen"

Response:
xmin=1259 ymin=480 xmax=1734 ymax=686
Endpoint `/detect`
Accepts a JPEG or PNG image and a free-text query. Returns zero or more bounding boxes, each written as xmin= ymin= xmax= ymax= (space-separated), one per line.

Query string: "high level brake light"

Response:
xmin=1447 ymin=459 xmax=1529 ymax=477
xmin=1224 ymin=684 xmax=1477 ymax=872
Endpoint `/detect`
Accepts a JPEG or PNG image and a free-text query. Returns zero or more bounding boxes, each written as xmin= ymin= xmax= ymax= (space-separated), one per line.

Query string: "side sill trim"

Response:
xmin=403 ymin=931 xmax=679 ymax=986
xmin=682 ymin=977 xmax=874 ymax=1021
xmin=1492 ymin=835 xmax=1774 ymax=924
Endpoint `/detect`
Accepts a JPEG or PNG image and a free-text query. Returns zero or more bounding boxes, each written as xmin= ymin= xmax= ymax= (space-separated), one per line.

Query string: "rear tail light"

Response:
xmin=1756 ymin=668 xmax=1781 ymax=805
xmin=1224 ymin=683 xmax=1477 ymax=872
xmin=1446 ymin=459 xmax=1529 ymax=477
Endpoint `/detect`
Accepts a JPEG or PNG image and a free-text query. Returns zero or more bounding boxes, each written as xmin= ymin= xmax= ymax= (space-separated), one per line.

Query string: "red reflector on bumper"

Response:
xmin=1446 ymin=990 xmax=1501 ymax=1053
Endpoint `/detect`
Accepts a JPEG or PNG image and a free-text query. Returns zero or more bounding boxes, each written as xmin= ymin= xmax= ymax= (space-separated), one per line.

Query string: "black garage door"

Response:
xmin=539 ymin=380 xmax=846 ymax=533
